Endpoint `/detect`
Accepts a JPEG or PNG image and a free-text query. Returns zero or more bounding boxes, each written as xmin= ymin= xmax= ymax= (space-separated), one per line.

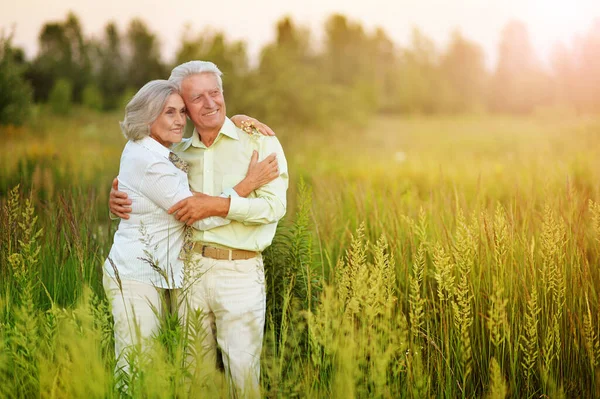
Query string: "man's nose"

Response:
xmin=205 ymin=95 xmax=215 ymax=108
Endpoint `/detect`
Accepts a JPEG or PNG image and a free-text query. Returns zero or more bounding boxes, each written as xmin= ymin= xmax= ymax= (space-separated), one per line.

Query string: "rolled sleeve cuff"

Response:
xmin=222 ymin=187 xmax=240 ymax=198
xmin=227 ymin=196 xmax=249 ymax=221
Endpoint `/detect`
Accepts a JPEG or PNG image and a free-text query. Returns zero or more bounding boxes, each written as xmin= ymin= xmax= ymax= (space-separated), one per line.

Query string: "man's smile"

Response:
xmin=203 ymin=109 xmax=219 ymax=116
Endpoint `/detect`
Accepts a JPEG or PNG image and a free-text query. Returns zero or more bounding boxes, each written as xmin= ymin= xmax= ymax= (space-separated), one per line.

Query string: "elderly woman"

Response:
xmin=103 ymin=79 xmax=278 ymax=377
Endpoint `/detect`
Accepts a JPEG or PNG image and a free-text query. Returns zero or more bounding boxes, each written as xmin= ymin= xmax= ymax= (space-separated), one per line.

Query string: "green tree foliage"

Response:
xmin=27 ymin=12 xmax=91 ymax=103
xmin=10 ymin=11 xmax=600 ymax=126
xmin=368 ymin=28 xmax=402 ymax=113
xmin=243 ymin=17 xmax=364 ymax=129
xmin=324 ymin=14 xmax=371 ymax=87
xmin=94 ymin=22 xmax=127 ymax=110
xmin=396 ymin=28 xmax=451 ymax=113
xmin=82 ymin=83 xmax=103 ymax=111
xmin=322 ymin=15 xmax=378 ymax=118
xmin=440 ymin=31 xmax=488 ymax=113
xmin=118 ymin=87 xmax=138 ymax=110
xmin=490 ymin=20 xmax=550 ymax=113
xmin=0 ymin=31 xmax=33 ymax=126
xmin=62 ymin=13 xmax=91 ymax=102
xmin=249 ymin=18 xmax=325 ymax=127
xmin=175 ymin=26 xmax=249 ymax=115
xmin=48 ymin=78 xmax=73 ymax=115
xmin=124 ymin=19 xmax=166 ymax=90
xmin=26 ymin=23 xmax=66 ymax=102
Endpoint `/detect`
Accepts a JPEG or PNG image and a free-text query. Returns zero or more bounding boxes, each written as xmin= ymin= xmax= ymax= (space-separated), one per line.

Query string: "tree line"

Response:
xmin=2 ymin=12 xmax=600 ymax=128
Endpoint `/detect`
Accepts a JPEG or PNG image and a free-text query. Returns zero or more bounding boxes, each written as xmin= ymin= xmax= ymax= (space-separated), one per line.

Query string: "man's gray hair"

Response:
xmin=169 ymin=61 xmax=223 ymax=91
xmin=120 ymin=80 xmax=179 ymax=141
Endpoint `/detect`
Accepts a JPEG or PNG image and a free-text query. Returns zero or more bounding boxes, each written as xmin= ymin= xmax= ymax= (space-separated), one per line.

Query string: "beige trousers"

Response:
xmin=103 ymin=273 xmax=175 ymax=376
xmin=182 ymin=253 xmax=266 ymax=398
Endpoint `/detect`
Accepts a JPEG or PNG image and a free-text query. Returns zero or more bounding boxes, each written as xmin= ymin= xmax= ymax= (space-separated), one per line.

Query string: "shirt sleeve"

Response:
xmin=226 ymin=137 xmax=288 ymax=225
xmin=139 ymin=159 xmax=231 ymax=230
xmin=139 ymin=160 xmax=195 ymax=210
xmin=192 ymin=190 xmax=237 ymax=231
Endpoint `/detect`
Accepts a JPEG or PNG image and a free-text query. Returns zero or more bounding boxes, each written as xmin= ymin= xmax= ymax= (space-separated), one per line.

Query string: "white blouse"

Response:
xmin=104 ymin=136 xmax=231 ymax=289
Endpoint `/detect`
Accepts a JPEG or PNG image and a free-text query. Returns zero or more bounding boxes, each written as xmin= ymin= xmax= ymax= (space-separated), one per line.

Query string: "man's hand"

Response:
xmin=168 ymin=193 xmax=230 ymax=226
xmin=234 ymin=151 xmax=279 ymax=197
xmin=231 ymin=114 xmax=275 ymax=136
xmin=109 ymin=177 xmax=132 ymax=219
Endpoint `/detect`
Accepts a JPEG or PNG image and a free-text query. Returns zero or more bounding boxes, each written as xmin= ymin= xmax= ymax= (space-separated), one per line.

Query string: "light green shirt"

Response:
xmin=171 ymin=118 xmax=289 ymax=252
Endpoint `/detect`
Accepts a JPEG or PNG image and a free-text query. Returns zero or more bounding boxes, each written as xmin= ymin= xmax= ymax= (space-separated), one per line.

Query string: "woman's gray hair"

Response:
xmin=120 ymin=80 xmax=180 ymax=141
xmin=169 ymin=61 xmax=223 ymax=91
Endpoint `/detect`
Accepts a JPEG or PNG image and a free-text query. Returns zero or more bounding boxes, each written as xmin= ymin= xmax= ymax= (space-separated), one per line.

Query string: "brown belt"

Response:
xmin=193 ymin=244 xmax=258 ymax=261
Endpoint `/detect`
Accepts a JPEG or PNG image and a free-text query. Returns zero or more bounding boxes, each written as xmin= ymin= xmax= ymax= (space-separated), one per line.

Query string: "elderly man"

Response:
xmin=109 ymin=61 xmax=288 ymax=396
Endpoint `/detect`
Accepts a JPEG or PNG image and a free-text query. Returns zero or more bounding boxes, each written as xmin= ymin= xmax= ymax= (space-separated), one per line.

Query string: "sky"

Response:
xmin=2 ymin=0 xmax=599 ymax=68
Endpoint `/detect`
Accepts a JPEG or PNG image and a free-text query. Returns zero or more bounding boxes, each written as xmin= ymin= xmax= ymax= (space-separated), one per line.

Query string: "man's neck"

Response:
xmin=196 ymin=126 xmax=221 ymax=147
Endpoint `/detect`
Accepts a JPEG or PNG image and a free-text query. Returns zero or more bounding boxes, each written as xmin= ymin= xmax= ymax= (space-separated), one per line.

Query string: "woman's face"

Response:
xmin=150 ymin=93 xmax=186 ymax=147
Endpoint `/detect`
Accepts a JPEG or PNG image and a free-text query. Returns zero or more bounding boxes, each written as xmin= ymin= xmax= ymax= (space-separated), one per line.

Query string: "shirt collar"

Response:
xmin=191 ymin=117 xmax=239 ymax=148
xmin=138 ymin=136 xmax=171 ymax=159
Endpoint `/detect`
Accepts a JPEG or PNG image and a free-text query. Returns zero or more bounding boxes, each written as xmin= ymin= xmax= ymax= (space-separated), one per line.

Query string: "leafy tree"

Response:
xmin=0 ymin=31 xmax=33 ymax=126
xmin=27 ymin=12 xmax=91 ymax=103
xmin=82 ymin=83 xmax=103 ymax=111
xmin=118 ymin=87 xmax=138 ymax=110
xmin=26 ymin=23 xmax=67 ymax=102
xmin=94 ymin=22 xmax=127 ymax=110
xmin=440 ymin=30 xmax=488 ymax=113
xmin=243 ymin=17 xmax=364 ymax=129
xmin=324 ymin=15 xmax=378 ymax=112
xmin=175 ymin=26 xmax=249 ymax=115
xmin=396 ymin=28 xmax=450 ymax=113
xmin=124 ymin=19 xmax=165 ymax=90
xmin=48 ymin=78 xmax=73 ymax=115
xmin=62 ymin=12 xmax=91 ymax=101
xmin=323 ymin=14 xmax=371 ymax=86
xmin=368 ymin=28 xmax=402 ymax=113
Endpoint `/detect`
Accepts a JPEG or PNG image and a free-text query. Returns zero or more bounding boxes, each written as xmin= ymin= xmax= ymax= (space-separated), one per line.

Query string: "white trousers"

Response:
xmin=103 ymin=273 xmax=173 ymax=376
xmin=182 ymin=253 xmax=266 ymax=398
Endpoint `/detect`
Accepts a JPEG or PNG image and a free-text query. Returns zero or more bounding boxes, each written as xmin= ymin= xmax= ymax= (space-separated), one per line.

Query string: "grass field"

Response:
xmin=1 ymin=108 xmax=600 ymax=397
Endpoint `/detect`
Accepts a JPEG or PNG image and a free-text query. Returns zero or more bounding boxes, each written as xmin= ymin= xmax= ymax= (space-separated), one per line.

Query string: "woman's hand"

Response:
xmin=231 ymin=114 xmax=275 ymax=136
xmin=233 ymin=150 xmax=279 ymax=197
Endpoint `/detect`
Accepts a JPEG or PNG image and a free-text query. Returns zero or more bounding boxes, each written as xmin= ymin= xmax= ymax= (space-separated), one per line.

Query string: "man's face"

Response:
xmin=180 ymin=73 xmax=226 ymax=133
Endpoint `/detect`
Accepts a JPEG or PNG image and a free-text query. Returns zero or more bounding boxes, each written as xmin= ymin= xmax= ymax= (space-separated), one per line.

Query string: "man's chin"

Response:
xmin=198 ymin=117 xmax=225 ymax=130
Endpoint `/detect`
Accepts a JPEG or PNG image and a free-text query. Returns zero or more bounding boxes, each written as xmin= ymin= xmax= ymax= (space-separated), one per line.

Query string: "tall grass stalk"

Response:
xmin=2 ymin=114 xmax=600 ymax=397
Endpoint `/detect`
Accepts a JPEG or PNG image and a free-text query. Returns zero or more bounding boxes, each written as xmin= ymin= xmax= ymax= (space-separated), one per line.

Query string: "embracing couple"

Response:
xmin=105 ymin=60 xmax=288 ymax=397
